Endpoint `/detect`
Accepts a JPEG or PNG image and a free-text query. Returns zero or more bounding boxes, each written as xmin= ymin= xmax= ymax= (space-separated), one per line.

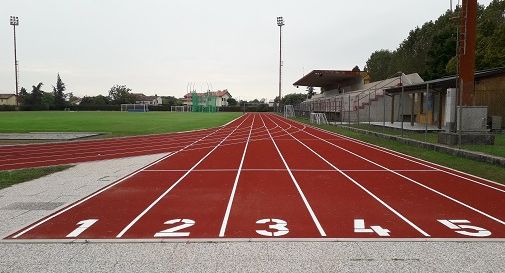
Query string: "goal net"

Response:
xmin=284 ymin=105 xmax=295 ymax=118
xmin=171 ymin=106 xmax=189 ymax=112
xmin=310 ymin=112 xmax=328 ymax=125
xmin=121 ymin=104 xmax=148 ymax=112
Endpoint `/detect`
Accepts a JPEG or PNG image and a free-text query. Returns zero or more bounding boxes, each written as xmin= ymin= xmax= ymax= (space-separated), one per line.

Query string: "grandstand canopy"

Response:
xmin=384 ymin=67 xmax=505 ymax=94
xmin=293 ymin=70 xmax=370 ymax=89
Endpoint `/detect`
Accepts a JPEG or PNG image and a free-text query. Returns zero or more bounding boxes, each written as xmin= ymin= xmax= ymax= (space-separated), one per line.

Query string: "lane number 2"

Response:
xmin=354 ymin=219 xmax=390 ymax=237
xmin=66 ymin=219 xmax=98 ymax=238
xmin=256 ymin=218 xmax=289 ymax=237
xmin=154 ymin=219 xmax=195 ymax=237
xmin=438 ymin=219 xmax=491 ymax=237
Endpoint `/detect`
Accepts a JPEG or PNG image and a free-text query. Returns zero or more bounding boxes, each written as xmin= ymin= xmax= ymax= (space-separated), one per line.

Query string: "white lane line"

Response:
xmin=260 ymin=114 xmax=327 ymax=237
xmin=0 ymin=120 xmax=253 ymax=163
xmin=116 ymin=114 xmax=252 ymax=238
xmin=219 ymin=114 xmax=256 ymax=237
xmin=11 ymin=115 xmax=248 ymax=239
xmin=275 ymin=116 xmax=505 ymax=226
xmin=292 ymin=118 xmax=505 ymax=193
xmin=266 ymin=114 xmax=430 ymax=237
xmin=142 ymin=169 xmax=439 ymax=172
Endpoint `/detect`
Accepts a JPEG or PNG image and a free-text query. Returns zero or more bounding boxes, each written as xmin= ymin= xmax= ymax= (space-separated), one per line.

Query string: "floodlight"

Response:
xmin=10 ymin=16 xmax=19 ymax=26
xmin=277 ymin=17 xmax=284 ymax=27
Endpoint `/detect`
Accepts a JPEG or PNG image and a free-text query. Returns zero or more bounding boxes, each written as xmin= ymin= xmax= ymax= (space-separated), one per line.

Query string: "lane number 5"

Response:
xmin=256 ymin=218 xmax=289 ymax=237
xmin=438 ymin=219 xmax=491 ymax=237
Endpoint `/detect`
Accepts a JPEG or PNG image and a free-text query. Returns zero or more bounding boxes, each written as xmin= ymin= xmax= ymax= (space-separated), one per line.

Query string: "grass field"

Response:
xmin=0 ymin=111 xmax=242 ymax=137
xmin=293 ymin=118 xmax=505 ymax=185
xmin=0 ymin=165 xmax=73 ymax=190
xmin=344 ymin=123 xmax=505 ymax=158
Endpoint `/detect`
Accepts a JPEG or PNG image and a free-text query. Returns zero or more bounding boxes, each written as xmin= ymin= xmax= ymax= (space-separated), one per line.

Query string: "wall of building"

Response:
xmin=475 ymin=75 xmax=505 ymax=127
xmin=0 ymin=96 xmax=16 ymax=106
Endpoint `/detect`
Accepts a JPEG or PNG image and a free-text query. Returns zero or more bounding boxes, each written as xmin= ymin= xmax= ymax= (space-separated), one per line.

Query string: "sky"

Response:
xmin=0 ymin=0 xmax=494 ymax=101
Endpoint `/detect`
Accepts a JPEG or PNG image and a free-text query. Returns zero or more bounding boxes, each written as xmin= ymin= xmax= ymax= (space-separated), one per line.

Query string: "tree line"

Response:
xmin=17 ymin=75 xmax=184 ymax=110
xmin=365 ymin=0 xmax=505 ymax=81
xmin=18 ymin=74 xmax=70 ymax=110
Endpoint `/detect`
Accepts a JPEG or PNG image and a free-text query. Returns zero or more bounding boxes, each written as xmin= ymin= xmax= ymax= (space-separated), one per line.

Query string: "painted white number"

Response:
xmin=255 ymin=218 xmax=289 ymax=237
xmin=354 ymin=219 xmax=390 ymax=237
xmin=66 ymin=219 xmax=98 ymax=238
xmin=154 ymin=219 xmax=195 ymax=237
xmin=438 ymin=219 xmax=491 ymax=237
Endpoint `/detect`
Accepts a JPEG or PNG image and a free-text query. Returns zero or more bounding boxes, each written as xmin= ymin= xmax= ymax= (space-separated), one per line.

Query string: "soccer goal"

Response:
xmin=171 ymin=106 xmax=189 ymax=112
xmin=310 ymin=112 xmax=328 ymax=125
xmin=284 ymin=105 xmax=295 ymax=118
xmin=121 ymin=104 xmax=148 ymax=112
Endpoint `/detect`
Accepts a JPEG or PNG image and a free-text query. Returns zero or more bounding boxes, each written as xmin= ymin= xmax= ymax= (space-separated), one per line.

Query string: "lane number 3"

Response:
xmin=438 ymin=219 xmax=491 ymax=237
xmin=256 ymin=218 xmax=289 ymax=237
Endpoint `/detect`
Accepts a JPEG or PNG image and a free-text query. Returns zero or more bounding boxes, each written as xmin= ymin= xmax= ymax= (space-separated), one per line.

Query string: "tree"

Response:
xmin=53 ymin=74 xmax=67 ymax=110
xmin=227 ymin=98 xmax=238 ymax=106
xmin=41 ymin=92 xmax=55 ymax=109
xmin=307 ymin=86 xmax=315 ymax=99
xmin=162 ymin=96 xmax=182 ymax=106
xmin=30 ymin=83 xmax=44 ymax=107
xmin=365 ymin=50 xmax=394 ymax=81
xmin=108 ymin=84 xmax=135 ymax=104
xmin=18 ymin=87 xmax=28 ymax=106
xmin=80 ymin=95 xmax=111 ymax=105
xmin=282 ymin=93 xmax=306 ymax=105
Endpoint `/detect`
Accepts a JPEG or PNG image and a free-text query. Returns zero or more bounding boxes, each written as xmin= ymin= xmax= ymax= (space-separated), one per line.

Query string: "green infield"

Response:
xmin=0 ymin=111 xmax=242 ymax=137
xmin=0 ymin=165 xmax=73 ymax=190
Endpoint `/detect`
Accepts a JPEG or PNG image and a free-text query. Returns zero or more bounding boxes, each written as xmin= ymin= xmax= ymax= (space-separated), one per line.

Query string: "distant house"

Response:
xmin=182 ymin=90 xmax=232 ymax=107
xmin=0 ymin=94 xmax=17 ymax=106
xmin=132 ymin=93 xmax=163 ymax=105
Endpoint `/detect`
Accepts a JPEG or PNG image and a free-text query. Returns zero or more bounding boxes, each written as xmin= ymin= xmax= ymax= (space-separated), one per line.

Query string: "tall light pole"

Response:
xmin=277 ymin=16 xmax=284 ymax=113
xmin=10 ymin=16 xmax=20 ymax=109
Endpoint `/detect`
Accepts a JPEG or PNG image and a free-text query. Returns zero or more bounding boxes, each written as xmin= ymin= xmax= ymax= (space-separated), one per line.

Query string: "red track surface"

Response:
xmin=4 ymin=113 xmax=505 ymax=241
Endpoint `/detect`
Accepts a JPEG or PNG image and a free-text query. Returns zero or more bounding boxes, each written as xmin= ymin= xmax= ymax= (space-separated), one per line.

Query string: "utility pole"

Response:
xmin=10 ymin=16 xmax=20 ymax=109
xmin=277 ymin=17 xmax=285 ymax=113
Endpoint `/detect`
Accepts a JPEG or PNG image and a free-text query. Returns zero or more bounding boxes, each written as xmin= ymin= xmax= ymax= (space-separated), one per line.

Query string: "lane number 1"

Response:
xmin=438 ymin=219 xmax=491 ymax=237
xmin=66 ymin=219 xmax=98 ymax=238
xmin=354 ymin=219 xmax=390 ymax=237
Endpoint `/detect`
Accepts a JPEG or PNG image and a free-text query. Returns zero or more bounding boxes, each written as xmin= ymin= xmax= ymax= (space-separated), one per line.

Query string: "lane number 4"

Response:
xmin=438 ymin=219 xmax=491 ymax=237
xmin=256 ymin=218 xmax=289 ymax=237
xmin=354 ymin=219 xmax=390 ymax=237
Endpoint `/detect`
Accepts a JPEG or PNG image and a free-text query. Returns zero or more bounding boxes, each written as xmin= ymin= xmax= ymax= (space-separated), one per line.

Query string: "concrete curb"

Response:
xmin=335 ymin=125 xmax=505 ymax=168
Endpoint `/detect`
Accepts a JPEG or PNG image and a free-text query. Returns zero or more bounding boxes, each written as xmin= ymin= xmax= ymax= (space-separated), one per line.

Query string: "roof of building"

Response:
xmin=385 ymin=67 xmax=505 ymax=94
xmin=0 ymin=94 xmax=16 ymax=99
xmin=133 ymin=93 xmax=159 ymax=101
xmin=183 ymin=90 xmax=231 ymax=98
xmin=293 ymin=70 xmax=370 ymax=87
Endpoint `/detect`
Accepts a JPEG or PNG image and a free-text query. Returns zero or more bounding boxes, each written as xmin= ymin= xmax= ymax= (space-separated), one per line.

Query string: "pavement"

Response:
xmin=0 ymin=154 xmax=503 ymax=273
xmin=0 ymin=132 xmax=102 ymax=141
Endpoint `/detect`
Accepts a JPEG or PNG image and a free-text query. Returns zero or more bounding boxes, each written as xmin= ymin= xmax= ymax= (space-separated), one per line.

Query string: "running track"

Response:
xmin=4 ymin=113 xmax=505 ymax=241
